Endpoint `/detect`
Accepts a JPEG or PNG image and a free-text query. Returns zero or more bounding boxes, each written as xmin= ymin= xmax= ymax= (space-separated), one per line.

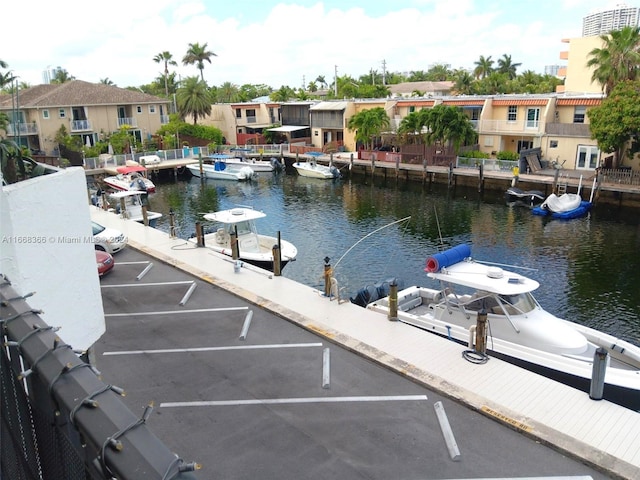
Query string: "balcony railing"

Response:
xmin=117 ymin=117 xmax=137 ymax=128
xmin=70 ymin=119 xmax=92 ymax=132
xmin=478 ymin=119 xmax=544 ymax=134
xmin=545 ymin=122 xmax=591 ymax=137
xmin=160 ymin=115 xmax=170 ymax=124
xmin=6 ymin=123 xmax=38 ymax=136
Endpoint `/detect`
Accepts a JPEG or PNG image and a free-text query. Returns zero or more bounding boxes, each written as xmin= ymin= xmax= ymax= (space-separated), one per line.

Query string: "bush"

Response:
xmin=496 ymin=150 xmax=519 ymax=160
xmin=462 ymin=150 xmax=490 ymax=159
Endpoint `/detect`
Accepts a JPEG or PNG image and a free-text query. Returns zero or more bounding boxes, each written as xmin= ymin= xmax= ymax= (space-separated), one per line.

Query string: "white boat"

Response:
xmin=108 ymin=190 xmax=163 ymax=227
xmin=293 ymin=160 xmax=340 ymax=179
xmin=187 ymin=159 xmax=255 ymax=181
xmin=192 ymin=207 xmax=297 ymax=271
xmin=224 ymin=151 xmax=283 ymax=172
xmin=365 ymin=244 xmax=640 ymax=411
xmin=102 ymin=165 xmax=156 ymax=193
xmin=541 ymin=193 xmax=582 ymax=213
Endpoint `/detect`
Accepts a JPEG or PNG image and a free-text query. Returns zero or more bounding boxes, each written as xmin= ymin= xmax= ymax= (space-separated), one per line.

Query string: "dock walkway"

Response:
xmin=90 ymin=206 xmax=640 ymax=479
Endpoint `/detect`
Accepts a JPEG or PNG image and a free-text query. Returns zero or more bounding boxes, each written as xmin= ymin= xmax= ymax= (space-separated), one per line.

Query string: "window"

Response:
xmin=576 ymin=145 xmax=599 ymax=169
xmin=483 ymin=136 xmax=494 ymax=147
xmin=549 ymin=140 xmax=558 ymax=148
xmin=149 ymin=105 xmax=156 ymax=114
xmin=573 ymin=106 xmax=586 ymax=123
xmin=526 ymin=108 xmax=540 ymax=128
xmin=136 ymin=105 xmax=142 ymax=114
xmin=42 ymin=110 xmax=50 ymax=119
xmin=236 ymin=109 xmax=242 ymax=118
xmin=59 ymin=109 xmax=66 ymax=118
xmin=507 ymin=106 xmax=517 ymax=122
xmin=409 ymin=106 xmax=415 ymax=113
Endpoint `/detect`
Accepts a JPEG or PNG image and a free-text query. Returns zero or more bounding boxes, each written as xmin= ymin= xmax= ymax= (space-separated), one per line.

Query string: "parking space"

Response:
xmin=93 ymin=248 xmax=607 ymax=480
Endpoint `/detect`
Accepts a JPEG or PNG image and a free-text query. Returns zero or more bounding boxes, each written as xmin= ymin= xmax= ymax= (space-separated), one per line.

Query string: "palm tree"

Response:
xmin=182 ymin=42 xmax=217 ymax=82
xmin=397 ymin=111 xmax=425 ymax=144
xmin=497 ymin=54 xmax=522 ymax=80
xmin=452 ymin=69 xmax=475 ymax=95
xmin=176 ymin=76 xmax=212 ymax=125
xmin=99 ymin=78 xmax=115 ymax=86
xmin=473 ymin=55 xmax=494 ymax=79
xmin=315 ymin=75 xmax=327 ymax=89
xmin=586 ymin=26 xmax=640 ymax=95
xmin=50 ymin=68 xmax=75 ymax=84
xmin=422 ymin=105 xmax=477 ymax=152
xmin=347 ymin=107 xmax=390 ymax=150
xmin=153 ymin=51 xmax=178 ymax=96
xmin=307 ymin=81 xmax=318 ymax=92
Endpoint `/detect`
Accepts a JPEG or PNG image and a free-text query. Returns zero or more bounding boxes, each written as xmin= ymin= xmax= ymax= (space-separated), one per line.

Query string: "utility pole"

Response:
xmin=334 ymin=65 xmax=338 ymax=96
xmin=382 ymin=59 xmax=387 ymax=85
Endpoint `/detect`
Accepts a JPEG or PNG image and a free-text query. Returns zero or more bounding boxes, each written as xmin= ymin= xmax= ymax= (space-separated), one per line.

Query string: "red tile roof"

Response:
xmin=556 ymin=98 xmax=602 ymax=106
xmin=442 ymin=99 xmax=485 ymax=106
xmin=492 ymin=99 xmax=549 ymax=106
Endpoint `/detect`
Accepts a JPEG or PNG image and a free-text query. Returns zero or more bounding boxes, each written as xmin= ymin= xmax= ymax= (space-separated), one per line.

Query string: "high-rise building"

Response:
xmin=582 ymin=4 xmax=639 ymax=36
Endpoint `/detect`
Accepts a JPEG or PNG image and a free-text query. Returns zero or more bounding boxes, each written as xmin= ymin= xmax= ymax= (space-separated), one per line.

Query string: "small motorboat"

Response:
xmin=187 ymin=157 xmax=255 ymax=181
xmin=103 ymin=165 xmax=156 ymax=193
xmin=293 ymin=160 xmax=340 ymax=179
xmin=504 ymin=187 xmax=545 ymax=207
xmin=223 ymin=150 xmax=283 ymax=172
xmin=108 ymin=190 xmax=163 ymax=227
xmin=365 ymin=244 xmax=640 ymax=411
xmin=190 ymin=207 xmax=297 ymax=271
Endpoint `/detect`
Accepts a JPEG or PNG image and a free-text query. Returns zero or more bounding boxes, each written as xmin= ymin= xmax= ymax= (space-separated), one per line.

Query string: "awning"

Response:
xmin=267 ymin=125 xmax=310 ymax=132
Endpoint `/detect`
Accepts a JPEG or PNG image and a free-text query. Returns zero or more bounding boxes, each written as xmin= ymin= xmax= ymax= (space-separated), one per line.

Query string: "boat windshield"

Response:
xmin=495 ymin=292 xmax=537 ymax=315
xmin=228 ymin=220 xmax=253 ymax=236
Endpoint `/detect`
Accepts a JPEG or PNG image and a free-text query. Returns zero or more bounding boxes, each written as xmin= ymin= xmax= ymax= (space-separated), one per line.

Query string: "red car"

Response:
xmin=96 ymin=250 xmax=115 ymax=277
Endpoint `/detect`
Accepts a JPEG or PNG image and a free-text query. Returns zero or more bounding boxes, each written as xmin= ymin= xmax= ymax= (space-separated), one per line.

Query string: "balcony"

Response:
xmin=545 ymin=122 xmax=591 ymax=137
xmin=6 ymin=123 xmax=38 ymax=136
xmin=70 ymin=119 xmax=92 ymax=132
xmin=117 ymin=117 xmax=137 ymax=128
xmin=160 ymin=115 xmax=170 ymax=124
xmin=478 ymin=119 xmax=544 ymax=134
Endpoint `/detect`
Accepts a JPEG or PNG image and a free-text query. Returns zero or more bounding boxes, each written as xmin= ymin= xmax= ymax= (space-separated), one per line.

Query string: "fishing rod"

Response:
xmin=474 ymin=260 xmax=538 ymax=272
xmin=333 ymin=216 xmax=411 ymax=271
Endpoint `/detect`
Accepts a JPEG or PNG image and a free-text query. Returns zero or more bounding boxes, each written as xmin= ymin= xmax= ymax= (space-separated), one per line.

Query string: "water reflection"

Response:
xmin=148 ymin=171 xmax=640 ymax=345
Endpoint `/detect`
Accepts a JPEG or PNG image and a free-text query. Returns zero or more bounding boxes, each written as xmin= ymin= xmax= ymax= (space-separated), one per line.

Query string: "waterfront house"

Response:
xmin=0 ymin=80 xmax=171 ymax=162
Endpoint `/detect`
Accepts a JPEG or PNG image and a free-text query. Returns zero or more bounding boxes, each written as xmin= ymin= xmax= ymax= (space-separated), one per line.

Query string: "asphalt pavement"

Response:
xmin=93 ymin=247 xmax=609 ymax=480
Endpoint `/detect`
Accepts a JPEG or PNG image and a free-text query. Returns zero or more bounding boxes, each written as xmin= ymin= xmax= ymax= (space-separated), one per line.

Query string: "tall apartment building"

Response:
xmin=582 ymin=4 xmax=639 ymax=36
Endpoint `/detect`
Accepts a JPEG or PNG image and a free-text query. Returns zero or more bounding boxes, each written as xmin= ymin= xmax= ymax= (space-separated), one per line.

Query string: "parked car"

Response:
xmin=92 ymin=221 xmax=127 ymax=254
xmin=96 ymin=250 xmax=114 ymax=276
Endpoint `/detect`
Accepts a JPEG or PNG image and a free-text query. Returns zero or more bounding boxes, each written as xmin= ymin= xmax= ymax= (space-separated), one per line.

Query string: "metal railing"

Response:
xmin=456 ymin=156 xmax=519 ymax=171
xmin=117 ymin=117 xmax=137 ymax=128
xmin=0 ymin=276 xmax=199 ymax=480
xmin=70 ymin=119 xmax=92 ymax=132
xmin=6 ymin=122 xmax=39 ymax=136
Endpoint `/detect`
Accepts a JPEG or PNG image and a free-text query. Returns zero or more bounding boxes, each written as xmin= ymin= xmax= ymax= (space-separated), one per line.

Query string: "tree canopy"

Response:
xmin=176 ymin=76 xmax=212 ymax=125
xmin=587 ymin=80 xmax=640 ymax=166
xmin=587 ymin=26 xmax=640 ymax=95
xmin=347 ymin=107 xmax=390 ymax=150
xmin=182 ymin=42 xmax=217 ymax=82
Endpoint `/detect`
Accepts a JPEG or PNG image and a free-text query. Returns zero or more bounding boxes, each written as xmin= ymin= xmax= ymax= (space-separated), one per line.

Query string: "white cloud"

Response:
xmin=2 ymin=0 xmax=626 ymax=89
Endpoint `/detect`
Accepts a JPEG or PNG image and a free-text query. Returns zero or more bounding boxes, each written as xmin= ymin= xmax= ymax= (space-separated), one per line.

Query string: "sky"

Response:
xmin=3 ymin=0 xmax=637 ymax=90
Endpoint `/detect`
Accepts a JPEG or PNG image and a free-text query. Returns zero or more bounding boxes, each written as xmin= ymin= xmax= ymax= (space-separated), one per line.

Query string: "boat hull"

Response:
xmin=505 ymin=187 xmax=545 ymax=207
xmin=187 ymin=164 xmax=254 ymax=181
xmin=293 ymin=162 xmax=339 ymax=179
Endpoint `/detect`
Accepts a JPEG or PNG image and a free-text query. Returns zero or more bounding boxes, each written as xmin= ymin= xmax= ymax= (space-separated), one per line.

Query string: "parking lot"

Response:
xmin=93 ymin=247 xmax=607 ymax=480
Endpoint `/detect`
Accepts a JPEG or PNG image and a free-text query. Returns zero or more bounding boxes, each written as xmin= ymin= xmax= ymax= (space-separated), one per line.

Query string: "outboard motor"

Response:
xmin=330 ymin=166 xmax=341 ymax=178
xmin=270 ymin=157 xmax=283 ymax=172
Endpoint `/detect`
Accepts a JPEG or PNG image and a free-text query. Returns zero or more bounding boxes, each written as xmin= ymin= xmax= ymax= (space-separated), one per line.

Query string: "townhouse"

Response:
xmin=0 ymin=80 xmax=171 ymax=158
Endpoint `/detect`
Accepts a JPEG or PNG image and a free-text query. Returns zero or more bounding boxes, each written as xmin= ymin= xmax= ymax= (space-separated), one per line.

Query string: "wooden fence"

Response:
xmin=599 ymin=168 xmax=640 ymax=186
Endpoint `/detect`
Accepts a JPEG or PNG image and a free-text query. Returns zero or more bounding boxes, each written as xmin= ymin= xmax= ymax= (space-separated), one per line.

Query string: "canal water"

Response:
xmin=146 ymin=169 xmax=640 ymax=346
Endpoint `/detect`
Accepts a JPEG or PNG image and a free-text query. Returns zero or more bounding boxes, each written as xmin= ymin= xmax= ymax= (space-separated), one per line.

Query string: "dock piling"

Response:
xmin=589 ymin=347 xmax=608 ymax=401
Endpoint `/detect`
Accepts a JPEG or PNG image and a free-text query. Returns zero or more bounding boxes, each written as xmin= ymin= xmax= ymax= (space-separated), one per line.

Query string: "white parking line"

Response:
xmin=104 ymin=307 xmax=249 ymax=317
xmin=101 ymin=281 xmax=195 ymax=288
xmin=103 ymin=342 xmax=324 ymax=356
xmin=160 ymin=394 xmax=429 ymax=408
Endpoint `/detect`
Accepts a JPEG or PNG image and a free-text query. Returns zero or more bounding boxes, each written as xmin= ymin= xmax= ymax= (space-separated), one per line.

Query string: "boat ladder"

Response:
xmin=556 ymin=176 xmax=568 ymax=195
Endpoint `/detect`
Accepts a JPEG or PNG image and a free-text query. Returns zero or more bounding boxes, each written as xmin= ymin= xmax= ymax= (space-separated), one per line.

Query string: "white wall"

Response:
xmin=0 ymin=167 xmax=105 ymax=350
